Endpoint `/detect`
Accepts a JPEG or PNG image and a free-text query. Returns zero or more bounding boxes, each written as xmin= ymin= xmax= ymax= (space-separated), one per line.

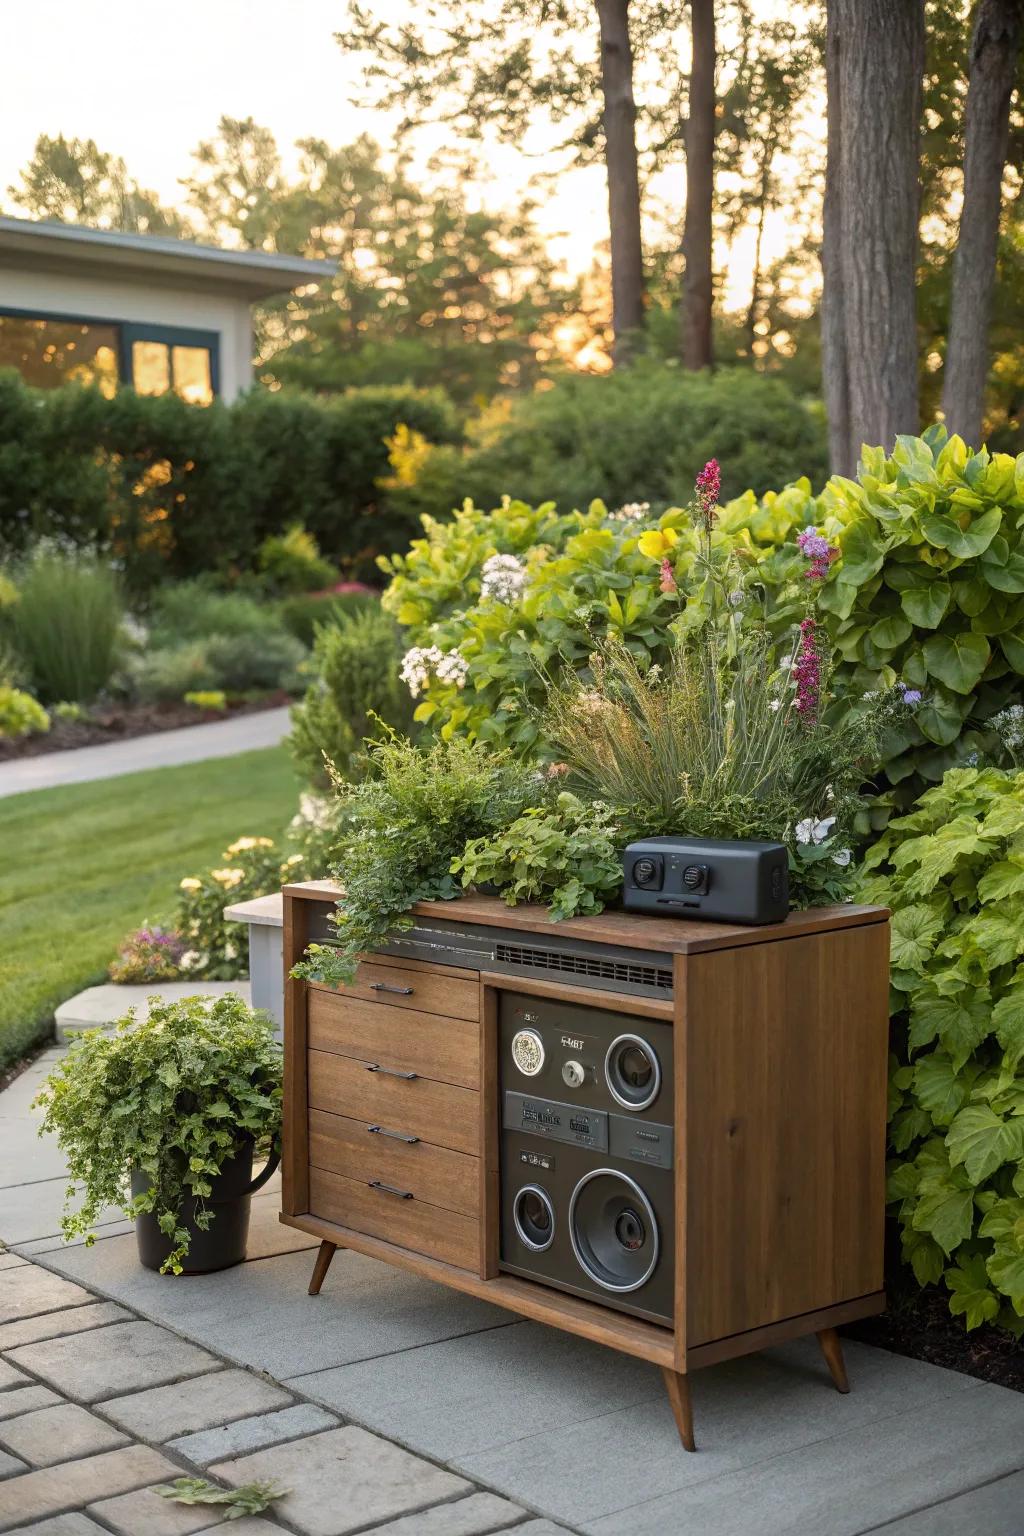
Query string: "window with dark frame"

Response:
xmin=0 ymin=310 xmax=219 ymax=403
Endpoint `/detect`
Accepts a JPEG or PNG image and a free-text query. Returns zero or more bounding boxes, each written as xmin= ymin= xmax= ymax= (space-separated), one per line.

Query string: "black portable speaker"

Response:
xmin=622 ymin=836 xmax=789 ymax=925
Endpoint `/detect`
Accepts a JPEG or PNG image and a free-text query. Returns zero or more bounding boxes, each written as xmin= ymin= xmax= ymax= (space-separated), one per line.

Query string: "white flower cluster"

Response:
xmin=291 ymin=792 xmax=332 ymax=832
xmin=795 ymin=813 xmax=851 ymax=868
xmin=400 ymin=644 xmax=470 ymax=697
xmin=992 ymin=702 xmax=1024 ymax=749
xmin=480 ymin=553 xmax=527 ymax=604
xmin=609 ymin=501 xmax=651 ymax=522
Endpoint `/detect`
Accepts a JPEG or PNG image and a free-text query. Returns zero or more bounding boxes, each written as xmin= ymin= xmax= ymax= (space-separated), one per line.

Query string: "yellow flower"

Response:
xmin=179 ymin=877 xmax=202 ymax=892
xmin=637 ymin=527 xmax=679 ymax=561
xmin=226 ymin=836 xmax=274 ymax=855
xmin=284 ymin=853 xmax=304 ymax=867
xmin=211 ymin=867 xmax=245 ymax=887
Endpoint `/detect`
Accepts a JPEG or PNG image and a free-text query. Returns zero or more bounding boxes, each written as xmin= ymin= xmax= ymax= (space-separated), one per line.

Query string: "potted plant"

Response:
xmin=34 ymin=993 xmax=281 ymax=1275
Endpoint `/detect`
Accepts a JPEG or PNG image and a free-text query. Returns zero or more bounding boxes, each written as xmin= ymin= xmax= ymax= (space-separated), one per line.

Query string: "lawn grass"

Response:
xmin=0 ymin=746 xmax=299 ymax=1071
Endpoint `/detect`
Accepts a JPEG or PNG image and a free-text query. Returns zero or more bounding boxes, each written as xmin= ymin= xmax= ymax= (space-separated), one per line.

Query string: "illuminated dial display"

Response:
xmin=511 ymin=1029 xmax=545 ymax=1076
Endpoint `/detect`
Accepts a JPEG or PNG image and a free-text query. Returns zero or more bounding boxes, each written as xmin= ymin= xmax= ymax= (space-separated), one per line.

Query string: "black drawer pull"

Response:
xmin=367 ymin=1124 xmax=420 ymax=1144
xmin=369 ymin=1179 xmax=413 ymax=1199
xmin=370 ymin=981 xmax=415 ymax=996
xmin=366 ymin=1063 xmax=418 ymax=1080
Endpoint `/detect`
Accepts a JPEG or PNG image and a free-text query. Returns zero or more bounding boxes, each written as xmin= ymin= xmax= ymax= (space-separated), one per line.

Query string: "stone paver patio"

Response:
xmin=3 ymin=1045 xmax=1024 ymax=1535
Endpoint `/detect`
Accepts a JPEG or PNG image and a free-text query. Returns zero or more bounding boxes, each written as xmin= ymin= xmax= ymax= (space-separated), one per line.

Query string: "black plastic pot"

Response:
xmin=132 ymin=1139 xmax=280 ymax=1275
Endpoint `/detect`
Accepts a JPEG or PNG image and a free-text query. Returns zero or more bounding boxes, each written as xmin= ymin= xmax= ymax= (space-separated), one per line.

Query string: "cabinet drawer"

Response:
xmin=316 ymin=959 xmax=479 ymax=1022
xmin=309 ymin=1165 xmax=478 ymax=1271
xmin=308 ymin=989 xmax=479 ymax=1091
xmin=308 ymin=1048 xmax=478 ymax=1157
xmin=309 ymin=1108 xmax=479 ymax=1219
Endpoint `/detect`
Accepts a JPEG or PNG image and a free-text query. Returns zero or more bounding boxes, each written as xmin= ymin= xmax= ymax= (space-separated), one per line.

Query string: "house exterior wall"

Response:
xmin=0 ymin=265 xmax=255 ymax=399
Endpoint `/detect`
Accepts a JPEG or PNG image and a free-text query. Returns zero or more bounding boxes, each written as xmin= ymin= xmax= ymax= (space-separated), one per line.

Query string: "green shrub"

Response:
xmin=385 ymin=364 xmax=827 ymax=519
xmin=149 ymin=583 xmax=269 ymax=645
xmin=380 ymin=430 xmax=1024 ymax=796
xmin=177 ymin=836 xmax=308 ymax=980
xmin=257 ymin=525 xmax=336 ymax=595
xmin=129 ymin=641 xmax=219 ymax=702
xmin=277 ymin=586 xmax=377 ymax=646
xmin=0 ymin=684 xmax=48 ymax=738
xmin=203 ymin=630 xmax=306 ymax=696
xmin=861 ymin=767 xmax=1024 ymax=1333
xmin=288 ymin=608 xmax=413 ymax=786
xmin=5 ymin=547 xmax=123 ymax=704
xmin=0 ymin=374 xmax=460 ymax=591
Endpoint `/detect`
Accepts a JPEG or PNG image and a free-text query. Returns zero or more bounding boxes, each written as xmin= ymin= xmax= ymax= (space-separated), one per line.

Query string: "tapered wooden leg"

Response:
xmin=816 ymin=1327 xmax=850 ymax=1393
xmin=662 ymin=1367 xmax=696 ymax=1452
xmin=308 ymin=1240 xmax=338 ymax=1296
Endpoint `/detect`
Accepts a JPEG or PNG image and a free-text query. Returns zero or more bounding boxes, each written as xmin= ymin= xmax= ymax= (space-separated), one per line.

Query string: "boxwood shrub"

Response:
xmin=861 ymin=767 xmax=1024 ymax=1333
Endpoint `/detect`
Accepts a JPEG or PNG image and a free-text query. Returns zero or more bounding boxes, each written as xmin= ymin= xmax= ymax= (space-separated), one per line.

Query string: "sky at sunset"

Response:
xmin=1 ymin=0 xmax=825 ymax=310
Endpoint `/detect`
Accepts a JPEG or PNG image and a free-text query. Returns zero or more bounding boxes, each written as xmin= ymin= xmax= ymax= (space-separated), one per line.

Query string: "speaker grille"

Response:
xmin=495 ymin=941 xmax=672 ymax=992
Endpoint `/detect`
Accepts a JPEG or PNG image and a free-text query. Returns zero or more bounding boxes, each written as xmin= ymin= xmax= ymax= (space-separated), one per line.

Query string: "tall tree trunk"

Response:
xmin=744 ymin=116 xmax=779 ymax=357
xmin=681 ymin=0 xmax=715 ymax=370
xmin=594 ymin=0 xmax=645 ymax=365
xmin=942 ymin=0 xmax=1024 ymax=447
xmin=823 ymin=0 xmax=925 ymax=475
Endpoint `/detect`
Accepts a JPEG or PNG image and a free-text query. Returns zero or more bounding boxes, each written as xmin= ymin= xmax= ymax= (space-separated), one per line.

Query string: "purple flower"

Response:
xmin=797 ymin=526 xmax=839 ymax=581
xmin=901 ymin=687 xmax=922 ymax=707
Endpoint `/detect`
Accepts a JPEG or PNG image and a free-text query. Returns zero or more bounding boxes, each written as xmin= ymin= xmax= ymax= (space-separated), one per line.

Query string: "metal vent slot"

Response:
xmin=495 ymin=941 xmax=673 ymax=992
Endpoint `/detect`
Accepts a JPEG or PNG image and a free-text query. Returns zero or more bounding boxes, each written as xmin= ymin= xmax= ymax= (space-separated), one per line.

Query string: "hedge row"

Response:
xmin=0 ymin=374 xmax=459 ymax=591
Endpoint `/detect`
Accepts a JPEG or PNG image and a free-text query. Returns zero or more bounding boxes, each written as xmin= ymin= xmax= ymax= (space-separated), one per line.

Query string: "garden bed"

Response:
xmin=0 ymin=693 xmax=291 ymax=761
xmin=847 ymin=1284 xmax=1024 ymax=1394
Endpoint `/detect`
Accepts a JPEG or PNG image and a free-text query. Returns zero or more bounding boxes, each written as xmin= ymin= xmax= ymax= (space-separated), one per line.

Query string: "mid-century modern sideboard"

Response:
xmin=279 ymin=882 xmax=890 ymax=1451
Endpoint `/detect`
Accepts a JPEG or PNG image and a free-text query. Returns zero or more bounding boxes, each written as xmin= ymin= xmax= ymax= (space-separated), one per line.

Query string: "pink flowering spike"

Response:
xmin=659 ymin=557 xmax=677 ymax=593
xmin=793 ymin=616 xmax=823 ymax=723
xmin=694 ymin=458 xmax=721 ymax=531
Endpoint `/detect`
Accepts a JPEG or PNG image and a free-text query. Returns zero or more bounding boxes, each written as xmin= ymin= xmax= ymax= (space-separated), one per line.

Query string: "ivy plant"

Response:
xmin=33 ymin=994 xmax=282 ymax=1274
xmin=452 ymin=792 xmax=623 ymax=920
xmin=860 ymin=767 xmax=1024 ymax=1332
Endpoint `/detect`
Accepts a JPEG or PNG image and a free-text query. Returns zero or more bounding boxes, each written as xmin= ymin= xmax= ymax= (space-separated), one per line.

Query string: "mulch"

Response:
xmin=0 ymin=694 xmax=291 ymax=762
xmin=844 ymin=1280 xmax=1024 ymax=1392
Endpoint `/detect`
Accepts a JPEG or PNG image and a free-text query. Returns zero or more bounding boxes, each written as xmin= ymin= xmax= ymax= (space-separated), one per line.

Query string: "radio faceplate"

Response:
xmin=499 ymin=991 xmax=675 ymax=1326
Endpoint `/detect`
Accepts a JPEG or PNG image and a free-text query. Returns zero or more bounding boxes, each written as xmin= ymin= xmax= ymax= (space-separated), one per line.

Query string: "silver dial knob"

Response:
xmin=511 ymin=1029 xmax=544 ymax=1076
xmin=562 ymin=1060 xmax=585 ymax=1089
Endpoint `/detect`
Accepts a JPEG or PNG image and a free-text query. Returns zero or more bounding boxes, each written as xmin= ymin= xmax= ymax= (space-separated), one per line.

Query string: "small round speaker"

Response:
xmin=605 ymin=1033 xmax=661 ymax=1111
xmin=568 ymin=1168 xmax=659 ymax=1293
xmin=513 ymin=1184 xmax=556 ymax=1252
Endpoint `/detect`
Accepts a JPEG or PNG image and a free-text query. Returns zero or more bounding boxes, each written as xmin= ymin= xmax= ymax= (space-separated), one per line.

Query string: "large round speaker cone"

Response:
xmin=513 ymin=1184 xmax=555 ymax=1252
xmin=605 ymin=1033 xmax=661 ymax=1111
xmin=569 ymin=1168 xmax=659 ymax=1293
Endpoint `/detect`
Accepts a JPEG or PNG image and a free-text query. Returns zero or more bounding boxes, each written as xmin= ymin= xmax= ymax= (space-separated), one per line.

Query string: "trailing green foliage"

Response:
xmin=33 ymin=994 xmax=282 ymax=1274
xmin=4 ymin=546 xmax=123 ymax=704
xmin=0 ymin=374 xmax=459 ymax=590
xmin=0 ymin=685 xmax=48 ymax=739
xmin=288 ymin=607 xmax=413 ymax=786
xmin=453 ymin=792 xmax=623 ymax=920
xmin=380 ymin=430 xmax=1024 ymax=795
xmin=861 ymin=768 xmax=1024 ymax=1333
xmin=292 ymin=735 xmax=543 ymax=986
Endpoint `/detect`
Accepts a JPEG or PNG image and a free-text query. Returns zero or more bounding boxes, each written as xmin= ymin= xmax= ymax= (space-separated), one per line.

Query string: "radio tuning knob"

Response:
xmin=562 ymin=1060 xmax=586 ymax=1089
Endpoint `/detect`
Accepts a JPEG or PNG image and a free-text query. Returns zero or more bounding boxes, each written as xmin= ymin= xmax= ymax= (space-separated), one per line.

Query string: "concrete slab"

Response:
xmin=582 ymin=1378 xmax=1024 ymax=1536
xmin=0 ymin=1255 xmax=26 ymax=1269
xmin=0 ymin=1301 xmax=131 ymax=1351
xmin=0 ymin=706 xmax=291 ymax=799
xmin=0 ymin=1361 xmax=28 ymax=1390
xmin=0 ymin=1447 xmax=27 ymax=1477
xmin=102 ymin=1367 xmax=293 ymax=1443
xmin=875 ymin=1470 xmax=1024 ymax=1536
xmin=358 ymin=1492 xmax=528 ymax=1535
xmin=0 ymin=1401 xmax=129 ymax=1467
xmin=32 ymin=1245 xmax=514 ymax=1380
xmin=14 ymin=1515 xmax=109 ymax=1536
xmin=55 ymin=982 xmax=252 ymax=1040
xmin=0 ymin=1385 xmax=61 ymax=1420
xmin=168 ymin=1401 xmax=338 ymax=1465
xmin=0 ymin=1118 xmax=68 ymax=1188
xmin=446 ymin=1336 xmax=990 ymax=1529
xmin=88 ymin=1483 xmax=232 ymax=1536
xmin=7 ymin=1320 xmax=220 ymax=1402
xmin=210 ymin=1425 xmax=473 ymax=1536
xmin=0 ymin=1176 xmax=124 ymax=1246
xmin=0 ymin=1444 xmax=179 ymax=1532
xmin=0 ymin=1265 xmax=96 ymax=1323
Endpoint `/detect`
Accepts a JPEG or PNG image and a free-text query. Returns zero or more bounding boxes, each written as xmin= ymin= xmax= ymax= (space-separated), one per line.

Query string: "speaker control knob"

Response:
xmin=562 ymin=1060 xmax=585 ymax=1089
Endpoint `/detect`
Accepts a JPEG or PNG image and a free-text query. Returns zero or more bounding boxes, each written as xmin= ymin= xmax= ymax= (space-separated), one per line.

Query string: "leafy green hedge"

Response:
xmin=862 ymin=768 xmax=1024 ymax=1333
xmin=381 ymin=429 xmax=1024 ymax=791
xmin=0 ymin=374 xmax=459 ymax=590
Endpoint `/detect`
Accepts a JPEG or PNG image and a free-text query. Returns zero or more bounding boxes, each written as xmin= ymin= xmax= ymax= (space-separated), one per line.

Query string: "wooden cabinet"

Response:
xmin=281 ymin=884 xmax=890 ymax=1451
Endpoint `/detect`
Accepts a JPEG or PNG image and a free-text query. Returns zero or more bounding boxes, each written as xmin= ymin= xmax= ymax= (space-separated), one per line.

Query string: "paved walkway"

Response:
xmin=3 ymin=1050 xmax=1024 ymax=1535
xmin=0 ymin=707 xmax=292 ymax=800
